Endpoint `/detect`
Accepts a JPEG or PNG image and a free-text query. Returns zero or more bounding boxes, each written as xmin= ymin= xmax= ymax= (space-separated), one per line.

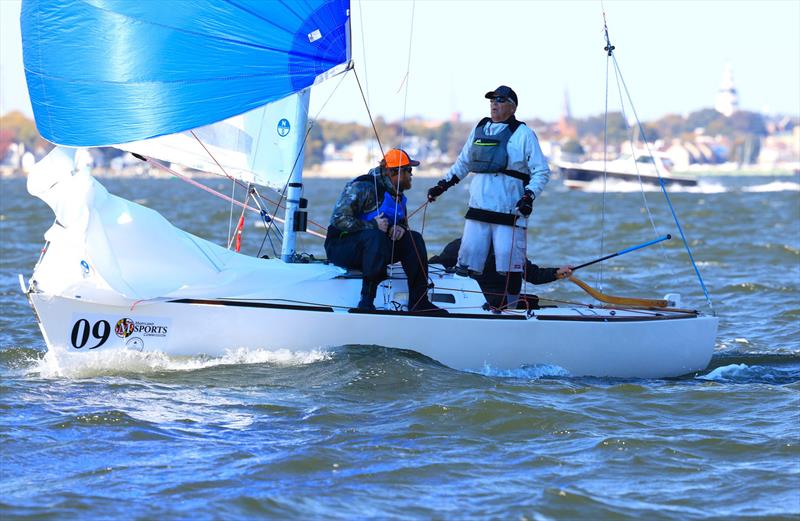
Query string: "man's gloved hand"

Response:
xmin=516 ymin=189 xmax=534 ymax=217
xmin=427 ymin=180 xmax=449 ymax=202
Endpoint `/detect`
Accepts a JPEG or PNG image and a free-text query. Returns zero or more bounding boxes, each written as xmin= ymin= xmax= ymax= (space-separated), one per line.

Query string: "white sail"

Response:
xmin=116 ymin=90 xmax=311 ymax=190
xmin=27 ymin=147 xmax=343 ymax=305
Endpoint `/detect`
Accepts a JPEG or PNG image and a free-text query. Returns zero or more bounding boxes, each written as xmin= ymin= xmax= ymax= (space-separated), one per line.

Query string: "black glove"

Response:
xmin=516 ymin=189 xmax=534 ymax=217
xmin=427 ymin=180 xmax=448 ymax=202
xmin=427 ymin=177 xmax=459 ymax=202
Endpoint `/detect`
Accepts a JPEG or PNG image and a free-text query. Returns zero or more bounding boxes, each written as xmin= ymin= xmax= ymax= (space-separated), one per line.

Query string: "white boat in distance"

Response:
xmin=19 ymin=0 xmax=717 ymax=378
xmin=557 ymin=152 xmax=698 ymax=189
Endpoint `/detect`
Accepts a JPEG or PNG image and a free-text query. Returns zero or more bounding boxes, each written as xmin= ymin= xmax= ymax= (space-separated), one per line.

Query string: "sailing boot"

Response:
xmin=357 ymin=279 xmax=379 ymax=311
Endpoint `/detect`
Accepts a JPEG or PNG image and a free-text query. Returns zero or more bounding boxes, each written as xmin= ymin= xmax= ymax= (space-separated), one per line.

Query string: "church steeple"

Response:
xmin=558 ymin=88 xmax=577 ymax=138
xmin=715 ymin=63 xmax=739 ymax=117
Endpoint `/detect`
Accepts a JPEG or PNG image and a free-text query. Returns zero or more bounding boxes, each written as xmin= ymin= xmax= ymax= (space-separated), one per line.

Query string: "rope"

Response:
xmin=353 ymin=69 xmax=385 ymax=159
xmin=420 ymin=201 xmax=428 ymax=235
xmin=186 ymin=127 xmax=329 ymax=236
xmin=142 ymin=156 xmax=327 ymax=239
xmin=501 ymin=219 xmax=518 ymax=306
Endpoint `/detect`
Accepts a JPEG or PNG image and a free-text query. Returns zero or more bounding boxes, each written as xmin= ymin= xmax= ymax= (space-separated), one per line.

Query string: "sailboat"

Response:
xmin=18 ymin=0 xmax=717 ymax=378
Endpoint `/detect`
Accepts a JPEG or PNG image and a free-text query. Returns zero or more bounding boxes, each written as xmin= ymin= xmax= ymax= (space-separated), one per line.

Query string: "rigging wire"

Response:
xmin=352 ymin=65 xmax=391 ymax=299
xmin=612 ymin=52 xmax=714 ymax=313
xmin=609 ymin=62 xmax=672 ymax=271
xmin=357 ymin=0 xmax=375 ymax=165
xmin=600 ymin=26 xmax=610 ymax=289
xmin=353 ymin=1 xmax=387 ymax=276
xmin=352 ymin=68 xmax=386 ymax=159
xmin=600 ymin=10 xmax=714 ymax=313
xmin=139 ymin=155 xmax=327 ymax=239
xmin=227 ymin=178 xmax=237 ymax=249
xmin=186 ymin=128 xmax=329 ymax=247
xmin=260 ymin=69 xmax=352 ymax=246
xmin=600 ymin=6 xmax=665 ymax=284
xmin=387 ymin=0 xmax=417 ymax=288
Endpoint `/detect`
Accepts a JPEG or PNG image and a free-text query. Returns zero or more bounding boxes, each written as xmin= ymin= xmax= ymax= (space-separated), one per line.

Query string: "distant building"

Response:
xmin=557 ymin=88 xmax=577 ymax=139
xmin=715 ymin=63 xmax=739 ymax=117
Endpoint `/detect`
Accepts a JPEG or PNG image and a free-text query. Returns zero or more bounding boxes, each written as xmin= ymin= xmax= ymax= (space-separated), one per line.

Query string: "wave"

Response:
xmin=29 ymin=346 xmax=331 ymax=379
xmin=741 ymin=181 xmax=800 ymax=192
xmin=697 ymin=362 xmax=799 ymax=384
xmin=472 ymin=363 xmax=570 ymax=379
xmin=570 ymin=178 xmax=726 ymax=194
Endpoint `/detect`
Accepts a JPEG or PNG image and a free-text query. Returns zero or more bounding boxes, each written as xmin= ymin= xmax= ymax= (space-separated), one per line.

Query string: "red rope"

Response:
xmin=144 ymin=156 xmax=328 ymax=239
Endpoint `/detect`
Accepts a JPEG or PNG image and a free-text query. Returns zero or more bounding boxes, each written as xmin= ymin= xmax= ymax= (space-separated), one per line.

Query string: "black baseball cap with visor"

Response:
xmin=485 ymin=85 xmax=518 ymax=106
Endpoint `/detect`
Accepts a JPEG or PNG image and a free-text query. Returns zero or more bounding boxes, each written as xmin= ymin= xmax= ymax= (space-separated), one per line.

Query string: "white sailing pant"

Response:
xmin=457 ymin=219 xmax=527 ymax=273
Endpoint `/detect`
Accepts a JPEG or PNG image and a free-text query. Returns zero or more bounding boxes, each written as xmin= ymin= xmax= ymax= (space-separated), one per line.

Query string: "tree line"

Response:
xmin=1 ymin=107 xmax=782 ymax=167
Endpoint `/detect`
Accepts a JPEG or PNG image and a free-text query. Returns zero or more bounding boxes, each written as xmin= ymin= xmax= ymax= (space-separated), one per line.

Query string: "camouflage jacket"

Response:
xmin=327 ymin=167 xmax=407 ymax=237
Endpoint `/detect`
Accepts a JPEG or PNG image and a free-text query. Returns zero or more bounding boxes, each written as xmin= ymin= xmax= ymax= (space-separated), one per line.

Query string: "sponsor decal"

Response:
xmin=130 ymin=320 xmax=169 ymax=338
xmin=277 ymin=118 xmax=291 ymax=137
xmin=115 ymin=318 xmax=135 ymax=338
xmin=69 ymin=314 xmax=171 ymax=350
xmin=126 ymin=337 xmax=144 ymax=352
xmin=80 ymin=260 xmax=91 ymax=278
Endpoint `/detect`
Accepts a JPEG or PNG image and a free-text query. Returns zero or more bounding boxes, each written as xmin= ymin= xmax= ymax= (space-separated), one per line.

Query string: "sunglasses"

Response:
xmin=490 ymin=96 xmax=513 ymax=104
xmin=390 ymin=166 xmax=413 ymax=174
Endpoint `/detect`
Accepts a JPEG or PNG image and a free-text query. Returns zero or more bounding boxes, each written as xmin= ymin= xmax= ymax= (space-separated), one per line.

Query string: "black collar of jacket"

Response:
xmin=476 ymin=115 xmax=525 ymax=133
xmin=375 ymin=167 xmax=403 ymax=197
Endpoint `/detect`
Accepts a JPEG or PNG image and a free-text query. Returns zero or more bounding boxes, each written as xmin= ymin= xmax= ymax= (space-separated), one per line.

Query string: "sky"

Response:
xmin=2 ymin=0 xmax=799 ymax=126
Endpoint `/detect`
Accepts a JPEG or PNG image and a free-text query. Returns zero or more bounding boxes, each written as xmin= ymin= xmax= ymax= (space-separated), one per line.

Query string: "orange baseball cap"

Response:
xmin=383 ymin=148 xmax=420 ymax=168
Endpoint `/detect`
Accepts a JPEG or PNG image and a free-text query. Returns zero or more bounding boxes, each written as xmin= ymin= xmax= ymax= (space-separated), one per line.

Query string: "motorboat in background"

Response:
xmin=556 ymin=152 xmax=698 ymax=189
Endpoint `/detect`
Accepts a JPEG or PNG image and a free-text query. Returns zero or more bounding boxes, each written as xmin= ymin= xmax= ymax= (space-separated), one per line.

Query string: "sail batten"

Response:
xmin=21 ymin=0 xmax=351 ymax=147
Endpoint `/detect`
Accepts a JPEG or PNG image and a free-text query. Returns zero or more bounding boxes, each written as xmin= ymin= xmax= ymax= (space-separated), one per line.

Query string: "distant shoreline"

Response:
xmin=1 ymin=164 xmax=797 ymax=180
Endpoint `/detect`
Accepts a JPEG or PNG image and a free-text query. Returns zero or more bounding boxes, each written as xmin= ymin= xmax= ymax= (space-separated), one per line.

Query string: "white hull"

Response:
xmin=26 ymin=276 xmax=718 ymax=378
xmin=22 ymin=148 xmax=718 ymax=379
xmin=556 ymin=153 xmax=697 ymax=189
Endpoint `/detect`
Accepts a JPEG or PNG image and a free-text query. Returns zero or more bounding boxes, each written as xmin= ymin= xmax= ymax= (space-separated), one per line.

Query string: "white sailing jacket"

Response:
xmin=444 ymin=120 xmax=550 ymax=222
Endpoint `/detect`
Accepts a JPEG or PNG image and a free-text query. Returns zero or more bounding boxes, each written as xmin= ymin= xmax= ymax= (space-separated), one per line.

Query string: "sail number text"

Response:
xmin=70 ymin=319 xmax=111 ymax=349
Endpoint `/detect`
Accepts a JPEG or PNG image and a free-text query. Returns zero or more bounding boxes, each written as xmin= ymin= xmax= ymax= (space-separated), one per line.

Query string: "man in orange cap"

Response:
xmin=426 ymin=85 xmax=551 ymax=307
xmin=325 ymin=149 xmax=446 ymax=313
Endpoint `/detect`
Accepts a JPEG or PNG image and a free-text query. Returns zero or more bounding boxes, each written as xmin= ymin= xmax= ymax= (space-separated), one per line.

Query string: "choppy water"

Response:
xmin=1 ymin=174 xmax=799 ymax=520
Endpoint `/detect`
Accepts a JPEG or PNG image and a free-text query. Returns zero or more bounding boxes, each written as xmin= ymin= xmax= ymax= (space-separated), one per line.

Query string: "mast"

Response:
xmin=274 ymin=89 xmax=310 ymax=262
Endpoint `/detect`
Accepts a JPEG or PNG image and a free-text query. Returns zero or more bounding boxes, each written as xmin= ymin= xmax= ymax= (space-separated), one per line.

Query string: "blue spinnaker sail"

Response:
xmin=21 ymin=0 xmax=350 ymax=147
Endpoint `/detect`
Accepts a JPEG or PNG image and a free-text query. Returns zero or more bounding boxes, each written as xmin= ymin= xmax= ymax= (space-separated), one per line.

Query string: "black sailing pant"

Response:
xmin=325 ymin=228 xmax=429 ymax=300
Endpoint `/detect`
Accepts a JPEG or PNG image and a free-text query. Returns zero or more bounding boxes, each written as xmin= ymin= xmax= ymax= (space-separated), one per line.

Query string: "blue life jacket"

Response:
xmin=361 ymin=190 xmax=407 ymax=224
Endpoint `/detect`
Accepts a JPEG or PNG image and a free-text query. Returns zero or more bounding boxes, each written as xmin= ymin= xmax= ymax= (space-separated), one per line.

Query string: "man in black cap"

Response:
xmin=426 ymin=85 xmax=551 ymax=307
